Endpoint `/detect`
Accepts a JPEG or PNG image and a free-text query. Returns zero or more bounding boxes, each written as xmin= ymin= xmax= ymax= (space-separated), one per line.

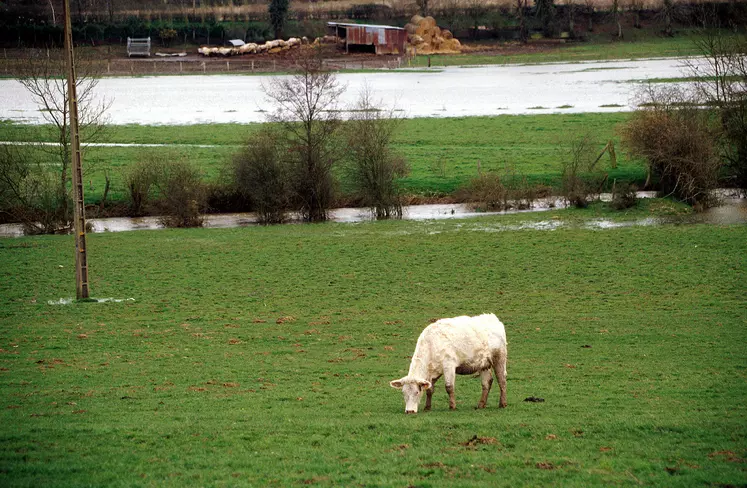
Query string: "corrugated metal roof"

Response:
xmin=326 ymin=22 xmax=405 ymax=31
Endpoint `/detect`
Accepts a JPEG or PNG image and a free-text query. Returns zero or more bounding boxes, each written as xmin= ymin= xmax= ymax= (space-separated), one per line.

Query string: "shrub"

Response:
xmin=0 ymin=145 xmax=70 ymax=234
xmin=561 ymin=135 xmax=608 ymax=208
xmin=623 ymin=85 xmax=721 ymax=207
xmin=610 ymin=181 xmax=638 ymax=210
xmin=153 ymin=158 xmax=207 ymax=228
xmin=344 ymin=88 xmax=409 ymax=220
xmin=122 ymin=158 xmax=157 ymax=217
xmin=231 ymin=128 xmax=293 ymax=224
xmin=460 ymin=172 xmax=509 ymax=211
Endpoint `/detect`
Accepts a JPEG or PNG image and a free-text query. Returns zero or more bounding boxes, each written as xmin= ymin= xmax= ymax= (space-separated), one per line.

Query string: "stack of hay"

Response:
xmin=404 ymin=15 xmax=461 ymax=54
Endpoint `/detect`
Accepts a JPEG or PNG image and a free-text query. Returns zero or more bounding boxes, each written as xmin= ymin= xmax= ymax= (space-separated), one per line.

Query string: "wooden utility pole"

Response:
xmin=63 ymin=0 xmax=90 ymax=299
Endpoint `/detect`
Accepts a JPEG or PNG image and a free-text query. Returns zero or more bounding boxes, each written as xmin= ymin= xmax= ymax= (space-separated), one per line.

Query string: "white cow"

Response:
xmin=390 ymin=314 xmax=508 ymax=414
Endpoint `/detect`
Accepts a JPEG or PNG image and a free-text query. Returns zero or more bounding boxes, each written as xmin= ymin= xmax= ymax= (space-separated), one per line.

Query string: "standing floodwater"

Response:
xmin=0 ymin=58 xmax=703 ymax=125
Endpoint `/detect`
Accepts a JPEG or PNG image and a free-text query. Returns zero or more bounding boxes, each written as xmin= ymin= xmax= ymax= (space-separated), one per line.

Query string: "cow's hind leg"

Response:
xmin=493 ymin=346 xmax=508 ymax=408
xmin=425 ymin=375 xmax=441 ymax=411
xmin=477 ymin=370 xmax=493 ymax=409
xmin=444 ymin=367 xmax=457 ymax=410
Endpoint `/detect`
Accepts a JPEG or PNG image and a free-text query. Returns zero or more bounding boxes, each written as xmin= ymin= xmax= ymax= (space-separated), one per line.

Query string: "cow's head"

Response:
xmin=389 ymin=376 xmax=432 ymax=414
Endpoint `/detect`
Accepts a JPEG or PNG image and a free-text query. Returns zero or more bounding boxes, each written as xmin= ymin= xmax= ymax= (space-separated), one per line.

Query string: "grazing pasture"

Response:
xmin=0 ymin=113 xmax=641 ymax=204
xmin=0 ymin=206 xmax=745 ymax=486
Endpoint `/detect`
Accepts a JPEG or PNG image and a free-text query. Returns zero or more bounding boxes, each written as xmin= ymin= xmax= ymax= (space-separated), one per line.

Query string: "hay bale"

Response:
xmin=420 ymin=16 xmax=437 ymax=29
xmin=409 ymin=34 xmax=425 ymax=45
xmin=442 ymin=29 xmax=453 ymax=40
xmin=411 ymin=14 xmax=424 ymax=25
xmin=405 ymin=23 xmax=418 ymax=35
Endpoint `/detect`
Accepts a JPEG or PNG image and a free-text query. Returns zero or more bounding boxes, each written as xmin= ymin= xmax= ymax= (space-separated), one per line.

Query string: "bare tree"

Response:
xmin=660 ymin=0 xmax=675 ymax=37
xmin=611 ymin=0 xmax=623 ymax=40
xmin=565 ymin=0 xmax=577 ymax=36
xmin=516 ymin=0 xmax=528 ymax=43
xmin=536 ymin=0 xmax=557 ymax=38
xmin=344 ymin=85 xmax=409 ymax=220
xmin=628 ymin=0 xmax=644 ymax=29
xmin=465 ymin=0 xmax=489 ymax=39
xmin=583 ymin=0 xmax=595 ymax=32
xmin=264 ymin=51 xmax=345 ymax=222
xmin=13 ymin=49 xmax=110 ymax=232
xmin=415 ymin=0 xmax=432 ymax=17
xmin=687 ymin=31 xmax=747 ymax=193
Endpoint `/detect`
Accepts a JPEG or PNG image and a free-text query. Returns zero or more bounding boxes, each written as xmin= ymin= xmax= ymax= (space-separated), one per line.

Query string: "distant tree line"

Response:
xmin=2 ymin=0 xmax=745 ymax=48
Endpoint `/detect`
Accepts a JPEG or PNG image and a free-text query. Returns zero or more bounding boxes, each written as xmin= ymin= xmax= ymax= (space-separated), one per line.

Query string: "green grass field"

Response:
xmin=407 ymin=30 xmax=740 ymax=68
xmin=0 ymin=112 xmax=643 ymax=205
xmin=0 ymin=204 xmax=745 ymax=486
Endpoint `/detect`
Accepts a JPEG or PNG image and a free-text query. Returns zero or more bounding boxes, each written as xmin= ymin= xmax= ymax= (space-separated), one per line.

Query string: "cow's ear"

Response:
xmin=418 ymin=380 xmax=432 ymax=390
xmin=390 ymin=379 xmax=405 ymax=389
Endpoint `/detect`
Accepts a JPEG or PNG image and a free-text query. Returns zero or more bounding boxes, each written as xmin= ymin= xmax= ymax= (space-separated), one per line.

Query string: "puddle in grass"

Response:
xmin=2 ymin=192 xmax=745 ymax=238
xmin=48 ymin=297 xmax=135 ymax=305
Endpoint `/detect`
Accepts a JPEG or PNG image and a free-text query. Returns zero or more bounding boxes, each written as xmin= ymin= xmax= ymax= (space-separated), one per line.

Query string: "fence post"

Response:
xmin=180 ymin=61 xmax=183 ymax=72
xmin=107 ymin=62 xmax=110 ymax=74
xmin=251 ymin=60 xmax=254 ymax=72
xmin=202 ymin=61 xmax=206 ymax=73
xmin=226 ymin=60 xmax=229 ymax=71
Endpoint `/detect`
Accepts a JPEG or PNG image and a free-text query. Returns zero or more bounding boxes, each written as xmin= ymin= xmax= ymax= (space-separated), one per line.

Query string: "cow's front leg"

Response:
xmin=444 ymin=367 xmax=457 ymax=410
xmin=425 ymin=375 xmax=440 ymax=411
xmin=477 ymin=370 xmax=493 ymax=409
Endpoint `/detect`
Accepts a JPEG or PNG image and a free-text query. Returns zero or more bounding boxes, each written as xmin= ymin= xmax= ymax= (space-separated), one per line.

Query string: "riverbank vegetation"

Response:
xmin=0 ymin=210 xmax=745 ymax=485
xmin=0 ymin=112 xmax=645 ymax=228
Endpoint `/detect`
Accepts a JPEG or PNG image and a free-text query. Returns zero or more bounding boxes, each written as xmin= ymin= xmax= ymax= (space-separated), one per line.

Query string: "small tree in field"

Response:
xmin=264 ymin=51 xmax=345 ymax=222
xmin=344 ymin=87 xmax=409 ymax=220
xmin=686 ymin=31 xmax=747 ymax=194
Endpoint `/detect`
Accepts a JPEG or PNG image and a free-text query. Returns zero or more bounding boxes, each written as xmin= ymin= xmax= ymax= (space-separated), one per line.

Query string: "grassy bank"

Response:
xmin=0 ymin=112 xmax=643 ymax=206
xmin=0 ymin=208 xmax=745 ymax=486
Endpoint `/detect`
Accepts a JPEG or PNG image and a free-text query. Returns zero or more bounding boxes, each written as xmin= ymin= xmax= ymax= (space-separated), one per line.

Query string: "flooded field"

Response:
xmin=1 ymin=193 xmax=744 ymax=238
xmin=0 ymin=58 xmax=701 ymax=125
